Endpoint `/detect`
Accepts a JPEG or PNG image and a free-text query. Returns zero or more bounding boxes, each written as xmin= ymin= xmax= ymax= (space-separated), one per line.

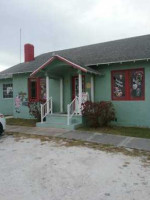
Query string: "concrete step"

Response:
xmin=38 ymin=114 xmax=83 ymax=130
xmin=46 ymin=114 xmax=82 ymax=124
xmin=36 ymin=122 xmax=83 ymax=130
xmin=46 ymin=115 xmax=67 ymax=123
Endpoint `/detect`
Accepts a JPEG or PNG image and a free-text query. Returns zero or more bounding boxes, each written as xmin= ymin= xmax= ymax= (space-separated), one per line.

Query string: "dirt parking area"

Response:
xmin=0 ymin=135 xmax=150 ymax=200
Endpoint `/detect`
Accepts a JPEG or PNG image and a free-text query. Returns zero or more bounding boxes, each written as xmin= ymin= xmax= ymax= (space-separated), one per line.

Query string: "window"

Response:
xmin=112 ymin=71 xmax=126 ymax=99
xmin=3 ymin=84 xmax=13 ymax=98
xmin=130 ymin=69 xmax=144 ymax=99
xmin=39 ymin=78 xmax=46 ymax=100
xmin=30 ymin=79 xmax=37 ymax=99
xmin=28 ymin=78 xmax=46 ymax=102
xmin=111 ymin=68 xmax=145 ymax=101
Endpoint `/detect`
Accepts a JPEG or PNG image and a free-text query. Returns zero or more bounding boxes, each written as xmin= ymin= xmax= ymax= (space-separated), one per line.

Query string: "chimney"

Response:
xmin=24 ymin=44 xmax=34 ymax=62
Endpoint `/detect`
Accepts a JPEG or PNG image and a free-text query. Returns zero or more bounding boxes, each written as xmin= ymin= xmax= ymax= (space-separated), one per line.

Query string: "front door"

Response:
xmin=72 ymin=76 xmax=85 ymax=100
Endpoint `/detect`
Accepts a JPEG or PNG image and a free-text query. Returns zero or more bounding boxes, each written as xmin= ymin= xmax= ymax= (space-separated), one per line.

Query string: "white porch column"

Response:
xmin=60 ymin=78 xmax=63 ymax=113
xmin=46 ymin=75 xmax=50 ymax=112
xmin=78 ymin=72 xmax=82 ymax=115
xmin=91 ymin=75 xmax=94 ymax=102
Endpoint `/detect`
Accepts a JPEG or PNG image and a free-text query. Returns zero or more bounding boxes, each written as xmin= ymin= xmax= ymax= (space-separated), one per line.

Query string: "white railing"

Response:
xmin=67 ymin=92 xmax=89 ymax=126
xmin=67 ymin=96 xmax=79 ymax=125
xmin=41 ymin=97 xmax=53 ymax=123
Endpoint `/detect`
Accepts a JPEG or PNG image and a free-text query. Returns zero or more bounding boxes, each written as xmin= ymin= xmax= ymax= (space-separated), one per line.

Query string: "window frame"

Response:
xmin=28 ymin=78 xmax=46 ymax=102
xmin=3 ymin=83 xmax=13 ymax=99
xmin=111 ymin=68 xmax=145 ymax=101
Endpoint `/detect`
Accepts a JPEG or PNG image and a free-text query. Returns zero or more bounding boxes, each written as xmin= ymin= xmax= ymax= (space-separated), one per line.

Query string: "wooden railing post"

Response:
xmin=67 ymin=104 xmax=70 ymax=125
xmin=51 ymin=97 xmax=53 ymax=114
xmin=78 ymin=72 xmax=82 ymax=115
xmin=41 ymin=104 xmax=43 ymax=123
xmin=46 ymin=75 xmax=49 ymax=113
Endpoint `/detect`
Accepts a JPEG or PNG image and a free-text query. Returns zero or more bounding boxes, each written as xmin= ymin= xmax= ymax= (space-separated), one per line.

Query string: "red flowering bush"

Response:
xmin=82 ymin=101 xmax=115 ymax=128
xmin=28 ymin=102 xmax=41 ymax=122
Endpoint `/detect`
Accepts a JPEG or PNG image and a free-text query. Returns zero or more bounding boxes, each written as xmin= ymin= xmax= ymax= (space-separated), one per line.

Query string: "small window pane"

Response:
xmin=130 ymin=69 xmax=144 ymax=98
xmin=112 ymin=72 xmax=126 ymax=98
xmin=3 ymin=84 xmax=13 ymax=98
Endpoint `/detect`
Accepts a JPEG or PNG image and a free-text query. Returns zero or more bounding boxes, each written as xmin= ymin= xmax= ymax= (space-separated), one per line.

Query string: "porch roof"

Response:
xmin=30 ymin=55 xmax=101 ymax=77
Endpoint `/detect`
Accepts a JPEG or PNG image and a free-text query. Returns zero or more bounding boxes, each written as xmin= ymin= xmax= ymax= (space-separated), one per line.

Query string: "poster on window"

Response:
xmin=113 ymin=72 xmax=125 ymax=98
xmin=40 ymin=78 xmax=46 ymax=100
xmin=130 ymin=69 xmax=144 ymax=98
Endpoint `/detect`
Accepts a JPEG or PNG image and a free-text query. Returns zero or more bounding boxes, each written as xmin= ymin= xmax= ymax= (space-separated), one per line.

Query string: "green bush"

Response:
xmin=82 ymin=101 xmax=116 ymax=128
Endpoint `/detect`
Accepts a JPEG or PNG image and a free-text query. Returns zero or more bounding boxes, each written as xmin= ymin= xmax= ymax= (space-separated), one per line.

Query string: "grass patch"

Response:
xmin=78 ymin=126 xmax=150 ymax=139
xmin=6 ymin=118 xmax=37 ymax=127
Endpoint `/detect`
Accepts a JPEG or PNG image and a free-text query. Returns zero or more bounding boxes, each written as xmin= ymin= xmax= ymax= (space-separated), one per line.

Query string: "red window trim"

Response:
xmin=28 ymin=78 xmax=39 ymax=102
xmin=111 ymin=68 xmax=145 ymax=101
xmin=28 ymin=78 xmax=46 ymax=102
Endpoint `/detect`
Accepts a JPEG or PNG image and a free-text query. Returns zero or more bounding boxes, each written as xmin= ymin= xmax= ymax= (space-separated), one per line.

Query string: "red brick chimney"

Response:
xmin=24 ymin=44 xmax=34 ymax=62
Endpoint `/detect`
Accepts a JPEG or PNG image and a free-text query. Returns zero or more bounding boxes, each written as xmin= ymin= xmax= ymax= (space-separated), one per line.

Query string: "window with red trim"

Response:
xmin=28 ymin=78 xmax=46 ymax=102
xmin=111 ymin=68 xmax=145 ymax=101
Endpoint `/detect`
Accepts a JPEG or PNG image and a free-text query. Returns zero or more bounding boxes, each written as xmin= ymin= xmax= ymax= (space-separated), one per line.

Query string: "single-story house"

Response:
xmin=0 ymin=34 xmax=150 ymax=129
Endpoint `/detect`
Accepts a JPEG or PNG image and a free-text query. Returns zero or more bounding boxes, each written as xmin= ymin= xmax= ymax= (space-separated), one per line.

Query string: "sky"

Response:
xmin=0 ymin=0 xmax=150 ymax=72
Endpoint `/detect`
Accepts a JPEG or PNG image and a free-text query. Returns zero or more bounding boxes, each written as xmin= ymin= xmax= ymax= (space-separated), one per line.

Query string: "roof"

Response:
xmin=30 ymin=55 xmax=101 ymax=77
xmin=1 ymin=34 xmax=150 ymax=78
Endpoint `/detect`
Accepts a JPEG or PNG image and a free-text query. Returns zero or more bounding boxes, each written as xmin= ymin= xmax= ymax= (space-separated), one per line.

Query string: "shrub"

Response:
xmin=82 ymin=101 xmax=115 ymax=128
xmin=28 ymin=102 xmax=41 ymax=122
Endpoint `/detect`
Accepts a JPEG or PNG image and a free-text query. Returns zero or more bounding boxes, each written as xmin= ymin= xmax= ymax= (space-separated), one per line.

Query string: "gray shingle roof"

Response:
xmin=1 ymin=34 xmax=150 ymax=77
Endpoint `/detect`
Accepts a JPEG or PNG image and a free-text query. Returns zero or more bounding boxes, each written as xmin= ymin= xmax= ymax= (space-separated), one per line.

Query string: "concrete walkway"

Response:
xmin=5 ymin=125 xmax=150 ymax=151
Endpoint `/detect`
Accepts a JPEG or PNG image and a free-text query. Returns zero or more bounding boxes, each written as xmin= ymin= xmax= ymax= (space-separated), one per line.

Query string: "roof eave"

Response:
xmin=0 ymin=71 xmax=32 ymax=79
xmin=85 ymin=57 xmax=150 ymax=67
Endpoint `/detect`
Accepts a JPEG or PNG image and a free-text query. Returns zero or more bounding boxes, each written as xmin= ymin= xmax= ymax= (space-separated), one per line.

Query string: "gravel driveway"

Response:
xmin=0 ymin=135 xmax=150 ymax=200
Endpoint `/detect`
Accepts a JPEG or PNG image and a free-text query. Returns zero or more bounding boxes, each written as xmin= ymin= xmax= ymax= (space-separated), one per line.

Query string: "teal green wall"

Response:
xmin=85 ymin=73 xmax=92 ymax=100
xmin=49 ymin=70 xmax=75 ymax=113
xmin=49 ymin=71 xmax=92 ymax=113
xmin=0 ymin=78 xmax=13 ymax=115
xmin=13 ymin=73 xmax=31 ymax=119
xmin=49 ymin=79 xmax=60 ymax=112
xmin=63 ymin=72 xmax=72 ymax=113
xmin=95 ymin=61 xmax=150 ymax=127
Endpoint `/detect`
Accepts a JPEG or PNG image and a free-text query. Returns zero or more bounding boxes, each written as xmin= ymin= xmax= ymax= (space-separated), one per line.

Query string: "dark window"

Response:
xmin=111 ymin=68 xmax=145 ymax=101
xmin=28 ymin=78 xmax=38 ymax=101
xmin=30 ymin=79 xmax=37 ymax=99
xmin=3 ymin=84 xmax=13 ymax=98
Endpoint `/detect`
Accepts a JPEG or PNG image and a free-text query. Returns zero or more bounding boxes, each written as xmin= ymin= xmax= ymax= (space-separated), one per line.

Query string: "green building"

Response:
xmin=0 ymin=35 xmax=149 ymax=129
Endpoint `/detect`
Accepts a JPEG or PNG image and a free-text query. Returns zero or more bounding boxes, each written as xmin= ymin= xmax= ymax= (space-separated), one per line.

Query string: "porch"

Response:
xmin=29 ymin=55 xmax=100 ymax=129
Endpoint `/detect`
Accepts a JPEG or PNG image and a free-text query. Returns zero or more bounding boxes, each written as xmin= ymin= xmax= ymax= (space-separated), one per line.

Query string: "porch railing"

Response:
xmin=41 ymin=97 xmax=53 ymax=123
xmin=67 ymin=96 xmax=79 ymax=125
